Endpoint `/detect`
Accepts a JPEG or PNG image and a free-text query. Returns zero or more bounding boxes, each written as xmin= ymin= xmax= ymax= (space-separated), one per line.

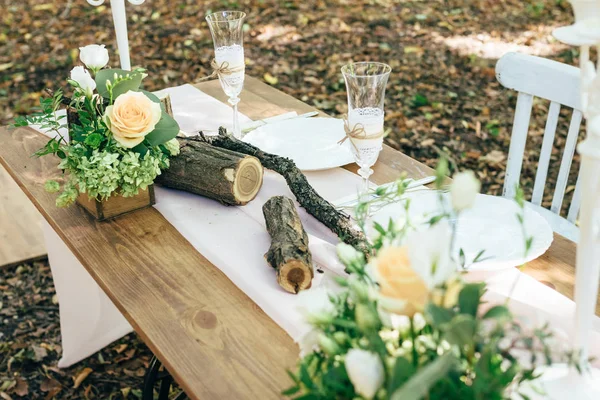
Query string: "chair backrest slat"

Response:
xmin=531 ymin=101 xmax=561 ymax=205
xmin=496 ymin=52 xmax=581 ymax=110
xmin=503 ymin=92 xmax=533 ymax=200
xmin=551 ymin=109 xmax=583 ymax=214
xmin=496 ymin=52 xmax=584 ymax=238
xmin=567 ymin=169 xmax=583 ymax=223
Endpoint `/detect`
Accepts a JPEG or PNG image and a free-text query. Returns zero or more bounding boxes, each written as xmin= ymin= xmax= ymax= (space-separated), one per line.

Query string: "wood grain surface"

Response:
xmin=0 ymin=126 xmax=298 ymax=399
xmin=0 ymin=76 xmax=594 ymax=400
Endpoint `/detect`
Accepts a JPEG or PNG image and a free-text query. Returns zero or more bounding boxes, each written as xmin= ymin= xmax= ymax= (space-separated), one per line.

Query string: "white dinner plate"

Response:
xmin=243 ymin=118 xmax=355 ymax=171
xmin=370 ymin=191 xmax=554 ymax=271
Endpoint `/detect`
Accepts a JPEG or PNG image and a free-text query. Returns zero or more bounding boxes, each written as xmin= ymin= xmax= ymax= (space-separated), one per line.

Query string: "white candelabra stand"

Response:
xmin=86 ymin=0 xmax=146 ymax=70
xmin=519 ymin=1 xmax=600 ymax=399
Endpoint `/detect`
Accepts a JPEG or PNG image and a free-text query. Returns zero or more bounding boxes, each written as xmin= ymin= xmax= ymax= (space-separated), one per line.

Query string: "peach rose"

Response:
xmin=104 ymin=91 xmax=161 ymax=148
xmin=373 ymin=246 xmax=429 ymax=317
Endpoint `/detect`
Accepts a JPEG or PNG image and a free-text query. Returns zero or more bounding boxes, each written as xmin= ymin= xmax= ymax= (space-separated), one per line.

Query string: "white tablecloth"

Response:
xmin=38 ymin=84 xmax=600 ymax=368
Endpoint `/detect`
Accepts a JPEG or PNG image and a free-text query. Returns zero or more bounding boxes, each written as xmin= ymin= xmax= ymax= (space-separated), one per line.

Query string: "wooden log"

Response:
xmin=192 ymin=130 xmax=370 ymax=255
xmin=263 ymin=196 xmax=313 ymax=294
xmin=157 ymin=139 xmax=263 ymax=206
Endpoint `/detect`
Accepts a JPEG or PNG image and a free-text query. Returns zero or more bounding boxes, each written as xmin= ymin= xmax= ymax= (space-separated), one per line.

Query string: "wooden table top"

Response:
xmin=0 ymin=76 xmax=594 ymax=400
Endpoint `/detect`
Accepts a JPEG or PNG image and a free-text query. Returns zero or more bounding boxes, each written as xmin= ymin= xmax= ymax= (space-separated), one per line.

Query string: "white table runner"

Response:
xmin=36 ymin=84 xmax=600 ymax=367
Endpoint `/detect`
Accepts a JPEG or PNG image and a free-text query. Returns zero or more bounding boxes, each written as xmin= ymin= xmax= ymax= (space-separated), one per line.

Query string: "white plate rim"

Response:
xmin=243 ymin=118 xmax=355 ymax=171
xmin=370 ymin=192 xmax=554 ymax=272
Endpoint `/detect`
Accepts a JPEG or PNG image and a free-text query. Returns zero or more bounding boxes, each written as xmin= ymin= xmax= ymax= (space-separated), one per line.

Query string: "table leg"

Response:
xmin=142 ymin=356 xmax=187 ymax=400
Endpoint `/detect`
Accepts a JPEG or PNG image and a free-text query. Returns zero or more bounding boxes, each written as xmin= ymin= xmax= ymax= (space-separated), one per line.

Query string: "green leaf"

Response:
xmin=95 ymin=69 xmax=143 ymax=98
xmin=482 ymin=305 xmax=511 ymax=320
xmin=281 ymin=386 xmax=300 ymax=396
xmin=140 ymin=89 xmax=161 ymax=103
xmin=286 ymin=370 xmax=300 ymax=386
xmin=388 ymin=357 xmax=416 ymax=394
xmin=443 ymin=314 xmax=476 ymax=347
xmin=425 ymin=303 xmax=454 ymax=326
xmin=144 ymin=112 xmax=180 ymax=146
xmin=390 ymin=353 xmax=455 ymax=400
xmin=132 ymin=142 xmax=149 ymax=156
xmin=299 ymin=363 xmax=314 ymax=390
xmin=458 ymin=283 xmax=484 ymax=317
xmin=412 ymin=93 xmax=430 ymax=108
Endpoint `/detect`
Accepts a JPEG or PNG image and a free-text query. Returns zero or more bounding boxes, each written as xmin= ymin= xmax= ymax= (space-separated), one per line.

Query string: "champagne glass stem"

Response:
xmin=229 ymin=96 xmax=241 ymax=138
xmin=359 ymin=166 xmax=373 ymax=197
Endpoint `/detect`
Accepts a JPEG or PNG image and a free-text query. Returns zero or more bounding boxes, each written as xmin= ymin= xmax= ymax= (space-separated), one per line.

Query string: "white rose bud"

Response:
xmin=70 ymin=66 xmax=96 ymax=98
xmin=318 ymin=333 xmax=340 ymax=356
xmin=296 ymin=287 xmax=336 ymax=325
xmin=296 ymin=329 xmax=320 ymax=357
xmin=450 ymin=170 xmax=481 ymax=212
xmin=336 ymin=243 xmax=363 ymax=266
xmin=345 ymin=349 xmax=384 ymax=399
xmin=79 ymin=44 xmax=109 ymax=72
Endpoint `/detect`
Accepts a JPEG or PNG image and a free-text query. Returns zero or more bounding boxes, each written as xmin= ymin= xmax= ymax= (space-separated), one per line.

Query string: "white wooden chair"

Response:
xmin=496 ymin=52 xmax=583 ymax=242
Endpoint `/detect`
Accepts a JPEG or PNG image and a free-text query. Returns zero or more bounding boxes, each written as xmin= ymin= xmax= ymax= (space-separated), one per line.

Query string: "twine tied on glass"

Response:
xmin=338 ymin=116 xmax=365 ymax=151
xmin=196 ymin=59 xmax=245 ymax=82
xmin=338 ymin=115 xmax=384 ymax=151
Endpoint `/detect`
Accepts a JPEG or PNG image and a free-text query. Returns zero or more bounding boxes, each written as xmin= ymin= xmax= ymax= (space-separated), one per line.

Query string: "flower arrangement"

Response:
xmin=14 ymin=44 xmax=180 ymax=208
xmin=286 ymin=163 xmax=579 ymax=399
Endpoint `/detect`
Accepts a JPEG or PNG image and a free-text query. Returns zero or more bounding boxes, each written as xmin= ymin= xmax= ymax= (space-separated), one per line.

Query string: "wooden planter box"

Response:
xmin=76 ymin=186 xmax=156 ymax=221
xmin=67 ymin=94 xmax=171 ymax=221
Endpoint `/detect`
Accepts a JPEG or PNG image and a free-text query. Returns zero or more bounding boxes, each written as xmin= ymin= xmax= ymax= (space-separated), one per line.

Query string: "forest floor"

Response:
xmin=0 ymin=0 xmax=581 ymax=398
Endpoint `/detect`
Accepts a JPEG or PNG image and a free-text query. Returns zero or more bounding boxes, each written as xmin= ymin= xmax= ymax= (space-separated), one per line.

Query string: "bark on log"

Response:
xmin=191 ymin=129 xmax=370 ymax=255
xmin=263 ymin=196 xmax=313 ymax=294
xmin=157 ymin=139 xmax=263 ymax=206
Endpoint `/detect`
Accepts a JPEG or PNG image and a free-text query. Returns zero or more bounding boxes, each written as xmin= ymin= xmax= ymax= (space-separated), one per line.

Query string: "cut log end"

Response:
xmin=233 ymin=156 xmax=263 ymax=204
xmin=277 ymin=260 xmax=313 ymax=294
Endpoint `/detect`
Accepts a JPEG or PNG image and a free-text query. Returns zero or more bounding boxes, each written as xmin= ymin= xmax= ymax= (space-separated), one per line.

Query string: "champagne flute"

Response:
xmin=341 ymin=62 xmax=391 ymax=197
xmin=206 ymin=11 xmax=246 ymax=139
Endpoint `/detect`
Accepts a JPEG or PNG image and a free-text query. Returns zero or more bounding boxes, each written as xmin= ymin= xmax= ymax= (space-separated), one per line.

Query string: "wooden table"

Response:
xmin=0 ymin=77 xmax=593 ymax=399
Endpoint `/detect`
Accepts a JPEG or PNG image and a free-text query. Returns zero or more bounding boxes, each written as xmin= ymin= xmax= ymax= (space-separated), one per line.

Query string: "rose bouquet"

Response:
xmin=14 ymin=44 xmax=180 ymax=208
xmin=286 ymin=163 xmax=579 ymax=399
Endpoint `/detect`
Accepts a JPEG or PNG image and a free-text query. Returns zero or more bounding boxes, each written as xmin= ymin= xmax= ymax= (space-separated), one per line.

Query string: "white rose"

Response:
xmin=70 ymin=66 xmax=96 ymax=98
xmin=79 ymin=44 xmax=109 ymax=72
xmin=450 ymin=170 xmax=481 ymax=211
xmin=345 ymin=349 xmax=384 ymax=399
xmin=296 ymin=287 xmax=336 ymax=325
xmin=336 ymin=243 xmax=363 ymax=266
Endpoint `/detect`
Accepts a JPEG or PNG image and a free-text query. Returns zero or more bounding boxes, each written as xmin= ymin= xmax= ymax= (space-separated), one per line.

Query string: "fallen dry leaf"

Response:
xmin=263 ymin=72 xmax=278 ymax=86
xmin=72 ymin=368 xmax=93 ymax=389
xmin=13 ymin=378 xmax=27 ymax=397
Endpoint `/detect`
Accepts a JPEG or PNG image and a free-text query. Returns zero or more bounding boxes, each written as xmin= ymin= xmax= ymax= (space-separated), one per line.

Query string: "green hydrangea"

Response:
xmin=118 ymin=151 xmax=162 ymax=197
xmin=50 ymin=146 xmax=167 ymax=207
xmin=55 ymin=181 xmax=79 ymax=208
xmin=44 ymin=180 xmax=60 ymax=193
xmin=163 ymin=138 xmax=180 ymax=156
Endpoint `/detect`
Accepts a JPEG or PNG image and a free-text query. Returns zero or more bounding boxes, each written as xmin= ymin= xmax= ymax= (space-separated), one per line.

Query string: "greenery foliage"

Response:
xmin=14 ymin=66 xmax=180 ymax=207
xmin=285 ymin=172 xmax=579 ymax=400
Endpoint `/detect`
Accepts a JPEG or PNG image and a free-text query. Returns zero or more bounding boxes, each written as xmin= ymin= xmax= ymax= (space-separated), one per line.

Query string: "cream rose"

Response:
xmin=373 ymin=246 xmax=429 ymax=317
xmin=374 ymin=221 xmax=458 ymax=316
xmin=104 ymin=91 xmax=161 ymax=148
